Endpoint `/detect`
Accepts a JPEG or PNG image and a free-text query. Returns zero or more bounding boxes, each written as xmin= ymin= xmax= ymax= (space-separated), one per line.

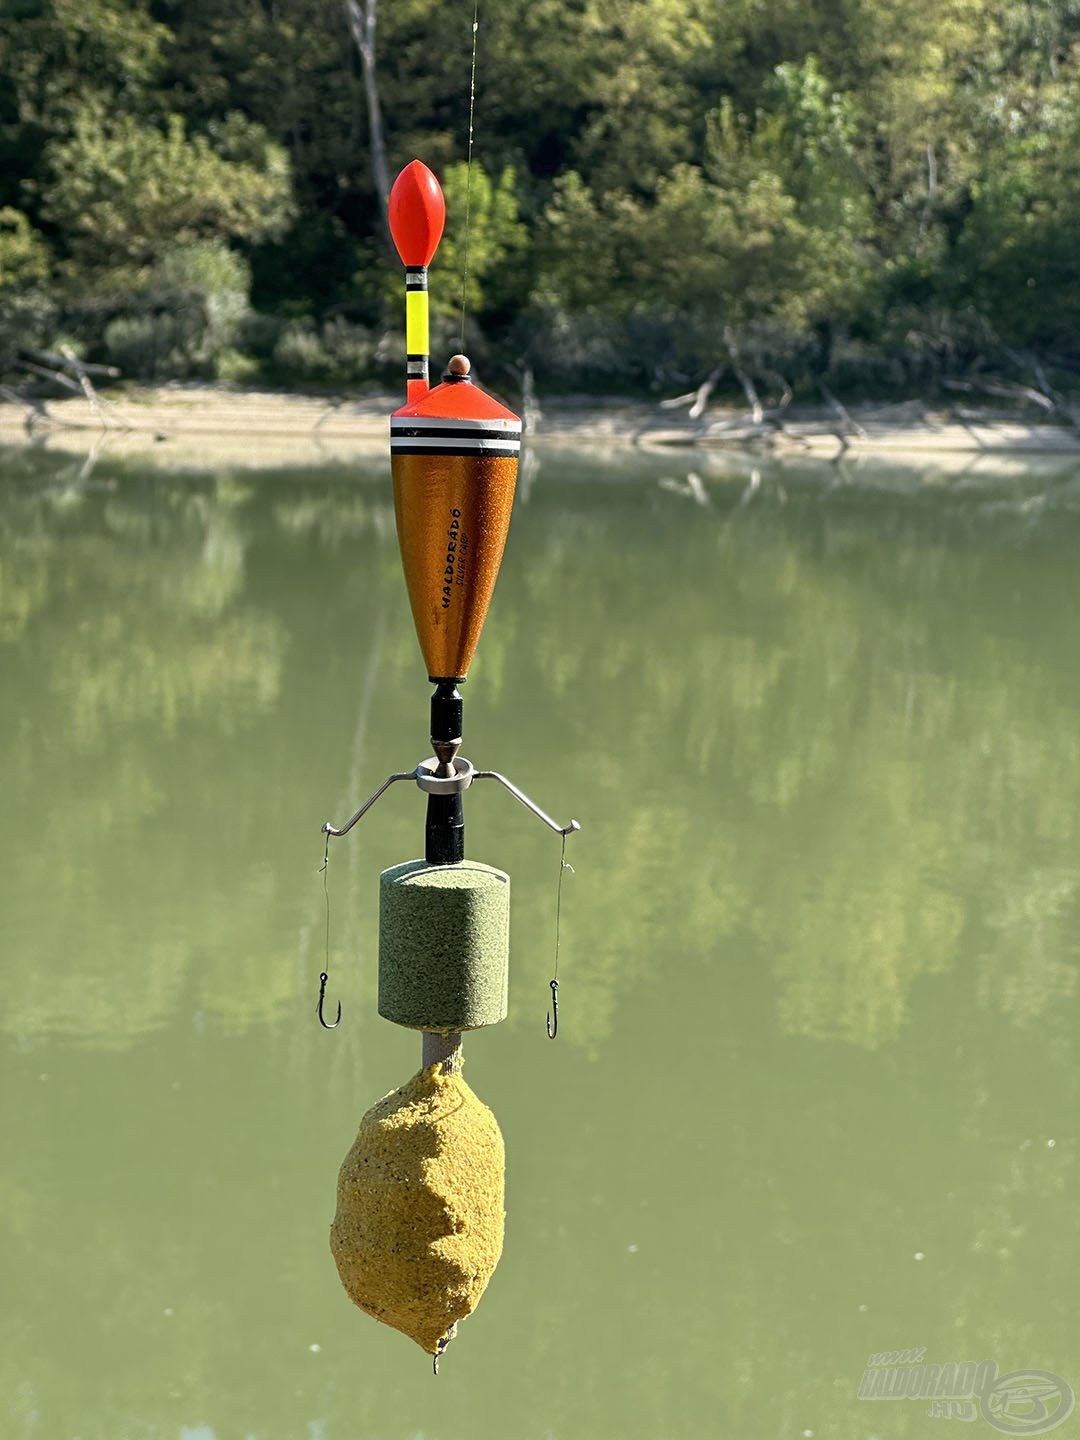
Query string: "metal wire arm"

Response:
xmin=321 ymin=760 xmax=580 ymax=841
xmin=472 ymin=769 xmax=580 ymax=837
xmin=322 ymin=771 xmax=416 ymax=837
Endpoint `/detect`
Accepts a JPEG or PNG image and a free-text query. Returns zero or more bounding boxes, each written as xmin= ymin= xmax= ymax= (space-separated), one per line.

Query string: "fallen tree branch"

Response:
xmin=760 ymin=367 xmax=793 ymax=415
xmin=58 ymin=344 xmax=116 ymax=428
xmin=819 ymin=380 xmax=868 ymax=447
xmin=660 ymin=365 xmax=724 ymax=415
xmin=724 ymin=328 xmax=764 ymax=424
xmin=23 ymin=347 xmax=120 ymax=380
xmin=688 ymin=365 xmax=724 ymax=420
xmin=11 ymin=345 xmax=131 ymax=432
xmin=1010 ymin=349 xmax=1080 ymax=431
xmin=658 ymin=388 xmax=699 ymax=410
xmin=942 ymin=377 xmax=1055 ymax=411
xmin=14 ymin=359 xmax=83 ymax=394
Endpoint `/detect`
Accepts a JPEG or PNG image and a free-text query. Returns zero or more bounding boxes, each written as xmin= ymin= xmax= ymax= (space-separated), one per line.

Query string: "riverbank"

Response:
xmin=1 ymin=382 xmax=1079 ymax=471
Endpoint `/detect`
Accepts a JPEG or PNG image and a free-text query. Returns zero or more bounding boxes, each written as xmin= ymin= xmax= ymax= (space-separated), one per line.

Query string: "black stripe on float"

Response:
xmin=391 ymin=424 xmax=521 ymax=441
xmin=405 ymin=354 xmax=428 ymax=363
xmin=404 ymin=268 xmax=428 ymax=290
xmin=391 ymin=444 xmax=521 ymax=457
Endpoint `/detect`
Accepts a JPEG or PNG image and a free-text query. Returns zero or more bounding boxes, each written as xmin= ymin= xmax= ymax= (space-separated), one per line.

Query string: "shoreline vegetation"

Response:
xmin=3 ymin=4 xmax=1080 ymax=456
xmin=2 ymin=381 xmax=1079 ymax=472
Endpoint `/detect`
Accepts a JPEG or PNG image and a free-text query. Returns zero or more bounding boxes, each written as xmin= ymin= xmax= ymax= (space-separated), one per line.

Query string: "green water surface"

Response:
xmin=2 ymin=444 xmax=1078 ymax=1439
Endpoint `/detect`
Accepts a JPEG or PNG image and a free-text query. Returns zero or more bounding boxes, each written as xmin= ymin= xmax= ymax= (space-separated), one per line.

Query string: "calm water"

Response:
xmin=2 ymin=443 xmax=1079 ymax=1440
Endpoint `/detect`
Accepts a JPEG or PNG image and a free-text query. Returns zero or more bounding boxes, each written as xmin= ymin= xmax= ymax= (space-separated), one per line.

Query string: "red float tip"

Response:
xmin=388 ymin=160 xmax=446 ymax=268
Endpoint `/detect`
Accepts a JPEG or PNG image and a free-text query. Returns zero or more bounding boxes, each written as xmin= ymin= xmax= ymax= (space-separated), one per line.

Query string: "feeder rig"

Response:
xmin=321 ymin=160 xmax=579 ymax=1368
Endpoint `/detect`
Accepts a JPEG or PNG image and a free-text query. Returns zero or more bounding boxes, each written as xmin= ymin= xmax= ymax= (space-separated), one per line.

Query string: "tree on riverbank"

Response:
xmin=0 ymin=0 xmax=1078 ymax=399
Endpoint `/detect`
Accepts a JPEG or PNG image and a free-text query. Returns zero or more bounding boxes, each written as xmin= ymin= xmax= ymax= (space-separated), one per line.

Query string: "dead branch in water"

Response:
xmin=724 ymin=328 xmax=764 ymax=424
xmin=942 ymin=376 xmax=1055 ymax=411
xmin=58 ymin=344 xmax=127 ymax=429
xmin=688 ymin=365 xmax=724 ymax=419
xmin=1006 ymin=349 xmax=1080 ymax=431
xmin=658 ymin=346 xmax=805 ymax=449
xmin=22 ymin=347 xmax=120 ymax=380
xmin=819 ymin=381 xmax=868 ymax=446
xmin=659 ymin=364 xmax=724 ymax=417
xmin=15 ymin=359 xmax=83 ymax=395
xmin=7 ymin=346 xmax=131 ymax=433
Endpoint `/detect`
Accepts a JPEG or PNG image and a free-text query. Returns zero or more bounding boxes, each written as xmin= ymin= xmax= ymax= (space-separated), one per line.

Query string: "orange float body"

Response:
xmin=391 ymin=378 xmax=520 ymax=684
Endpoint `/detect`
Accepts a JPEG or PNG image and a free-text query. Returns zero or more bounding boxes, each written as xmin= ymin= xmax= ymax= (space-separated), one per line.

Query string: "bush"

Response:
xmin=0 ymin=208 xmax=51 ymax=290
xmin=43 ymin=110 xmax=293 ymax=269
xmin=103 ymin=313 xmax=187 ymax=378
xmin=270 ymin=317 xmax=376 ymax=386
xmin=102 ymin=239 xmax=252 ymax=379
xmin=0 ymin=291 xmax=60 ymax=375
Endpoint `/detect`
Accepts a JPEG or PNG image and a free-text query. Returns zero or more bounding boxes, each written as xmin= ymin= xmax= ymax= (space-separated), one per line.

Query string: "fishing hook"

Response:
xmin=546 ymin=978 xmax=559 ymax=1039
xmin=317 ymin=971 xmax=341 ymax=1030
xmin=433 ymin=1323 xmax=455 ymax=1375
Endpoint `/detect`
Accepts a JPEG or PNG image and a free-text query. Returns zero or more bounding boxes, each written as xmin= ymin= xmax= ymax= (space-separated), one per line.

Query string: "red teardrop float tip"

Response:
xmin=388 ymin=161 xmax=446 ymax=268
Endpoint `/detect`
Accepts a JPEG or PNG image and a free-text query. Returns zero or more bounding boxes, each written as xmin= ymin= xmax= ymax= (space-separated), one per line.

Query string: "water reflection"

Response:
xmin=3 ymin=449 xmax=1080 ymax=1050
xmin=1 ymin=443 xmax=1078 ymax=1438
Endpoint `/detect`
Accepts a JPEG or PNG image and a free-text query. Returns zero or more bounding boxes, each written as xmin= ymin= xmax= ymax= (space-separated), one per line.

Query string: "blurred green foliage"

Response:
xmin=101 ymin=239 xmax=254 ymax=379
xmin=0 ymin=0 xmax=1078 ymax=391
xmin=43 ymin=111 xmax=293 ymax=270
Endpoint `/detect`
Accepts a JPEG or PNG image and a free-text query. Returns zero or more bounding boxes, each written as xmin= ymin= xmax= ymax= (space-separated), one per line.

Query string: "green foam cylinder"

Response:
xmin=379 ymin=860 xmax=510 ymax=1032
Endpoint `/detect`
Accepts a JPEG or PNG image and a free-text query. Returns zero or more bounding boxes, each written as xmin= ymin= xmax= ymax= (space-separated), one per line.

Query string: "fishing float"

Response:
xmin=320 ymin=159 xmax=579 ymax=1369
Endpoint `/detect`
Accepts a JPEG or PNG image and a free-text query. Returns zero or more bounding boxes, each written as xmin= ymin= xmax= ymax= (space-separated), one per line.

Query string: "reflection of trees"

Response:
xmin=0 ymin=545 xmax=50 ymax=640
xmin=3 ymin=448 xmax=1079 ymax=1057
xmin=53 ymin=609 xmax=281 ymax=744
xmin=1 ymin=449 xmax=1078 ymax=1437
xmin=1 ymin=456 xmax=277 ymax=1041
xmin=0 ymin=448 xmax=423 ymax=1047
xmin=977 ymin=869 xmax=1079 ymax=1025
xmin=475 ymin=468 xmax=1080 ymax=1051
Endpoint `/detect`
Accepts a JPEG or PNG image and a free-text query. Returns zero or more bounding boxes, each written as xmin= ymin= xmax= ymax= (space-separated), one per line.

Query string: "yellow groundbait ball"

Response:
xmin=330 ymin=1063 xmax=505 ymax=1354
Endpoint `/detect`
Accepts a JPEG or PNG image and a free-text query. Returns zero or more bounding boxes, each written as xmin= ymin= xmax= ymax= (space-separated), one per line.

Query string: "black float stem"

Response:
xmin=426 ymin=681 xmax=465 ymax=864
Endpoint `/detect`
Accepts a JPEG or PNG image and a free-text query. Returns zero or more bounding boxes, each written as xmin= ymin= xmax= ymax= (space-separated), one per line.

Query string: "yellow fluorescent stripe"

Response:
xmin=406 ymin=291 xmax=429 ymax=355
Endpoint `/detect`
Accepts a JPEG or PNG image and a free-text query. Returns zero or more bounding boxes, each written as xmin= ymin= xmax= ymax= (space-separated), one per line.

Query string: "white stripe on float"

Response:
xmin=391 ymin=438 xmax=521 ymax=452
